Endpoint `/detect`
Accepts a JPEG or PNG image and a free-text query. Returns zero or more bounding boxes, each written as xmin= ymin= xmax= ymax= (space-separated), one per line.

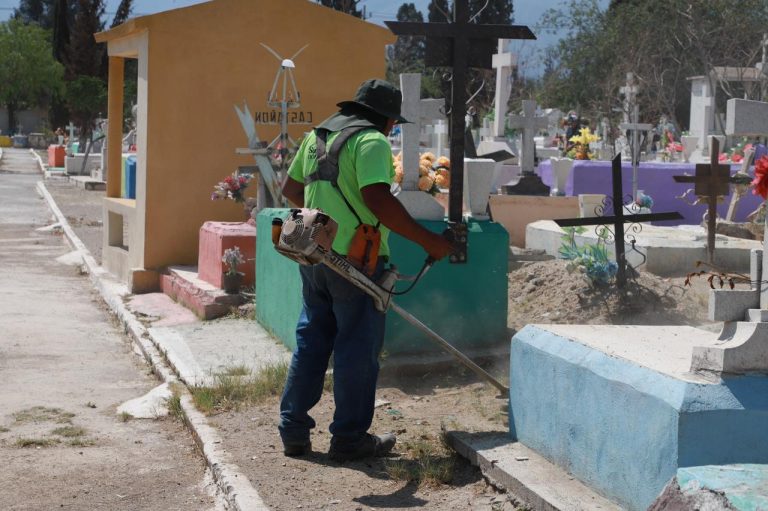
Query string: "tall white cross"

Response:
xmin=508 ymin=100 xmax=548 ymax=173
xmin=619 ymin=73 xmax=639 ymax=125
xmin=66 ymin=122 xmax=76 ymax=143
xmin=619 ymin=104 xmax=652 ymax=198
xmin=492 ymin=39 xmax=517 ymax=138
xmin=399 ymin=73 xmax=445 ymax=191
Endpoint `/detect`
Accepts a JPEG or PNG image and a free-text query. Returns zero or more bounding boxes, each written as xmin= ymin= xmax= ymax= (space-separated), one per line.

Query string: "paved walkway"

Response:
xmin=0 ymin=148 xmax=218 ymax=510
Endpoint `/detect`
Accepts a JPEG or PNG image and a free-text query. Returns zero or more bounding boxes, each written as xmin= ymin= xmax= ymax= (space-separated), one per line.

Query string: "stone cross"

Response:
xmin=508 ymin=100 xmax=548 ymax=174
xmin=67 ymin=122 xmax=76 ymax=146
xmin=491 ymin=39 xmax=517 ymax=138
xmin=619 ymin=73 xmax=639 ymax=124
xmin=434 ymin=120 xmax=448 ymax=157
xmin=620 ymin=104 xmax=653 ymax=199
xmin=555 ymin=154 xmax=682 ymax=287
xmin=386 ymin=0 xmax=535 ymax=233
xmin=673 ymin=138 xmax=738 ymax=263
xmin=399 ymin=73 xmax=445 ymax=191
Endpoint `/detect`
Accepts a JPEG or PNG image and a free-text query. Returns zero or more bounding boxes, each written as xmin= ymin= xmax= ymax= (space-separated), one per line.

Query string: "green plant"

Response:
xmin=15 ymin=437 xmax=59 ymax=448
xmin=559 ymin=227 xmax=618 ymax=286
xmin=51 ymin=426 xmax=86 ymax=437
xmin=190 ymin=362 xmax=289 ymax=414
xmin=117 ymin=412 xmax=133 ymax=423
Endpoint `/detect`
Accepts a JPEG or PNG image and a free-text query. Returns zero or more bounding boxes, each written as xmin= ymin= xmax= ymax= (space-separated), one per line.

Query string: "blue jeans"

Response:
xmin=279 ymin=260 xmax=386 ymax=448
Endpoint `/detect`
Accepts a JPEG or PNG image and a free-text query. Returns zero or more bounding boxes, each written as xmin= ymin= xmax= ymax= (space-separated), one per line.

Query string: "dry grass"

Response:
xmin=117 ymin=411 xmax=133 ymax=423
xmin=384 ymin=433 xmax=457 ymax=487
xmin=51 ymin=426 xmax=86 ymax=438
xmin=13 ymin=407 xmax=75 ymax=424
xmin=67 ymin=438 xmax=96 ymax=447
xmin=190 ymin=362 xmax=292 ymax=414
xmin=15 ymin=437 xmax=60 ymax=448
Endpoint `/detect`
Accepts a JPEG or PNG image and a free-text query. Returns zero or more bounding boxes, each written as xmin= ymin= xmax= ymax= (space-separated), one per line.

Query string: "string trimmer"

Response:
xmin=271 ymin=208 xmax=508 ymax=395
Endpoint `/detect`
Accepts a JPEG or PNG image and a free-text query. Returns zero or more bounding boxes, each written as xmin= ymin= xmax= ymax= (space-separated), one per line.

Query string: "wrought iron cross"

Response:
xmin=555 ymin=155 xmax=682 ymax=287
xmin=386 ymin=1 xmax=535 ymax=261
xmin=673 ymin=138 xmax=736 ymax=263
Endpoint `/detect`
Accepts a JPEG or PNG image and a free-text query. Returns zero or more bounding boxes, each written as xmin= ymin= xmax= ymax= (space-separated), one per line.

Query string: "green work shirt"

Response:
xmin=287 ymin=129 xmax=395 ymax=257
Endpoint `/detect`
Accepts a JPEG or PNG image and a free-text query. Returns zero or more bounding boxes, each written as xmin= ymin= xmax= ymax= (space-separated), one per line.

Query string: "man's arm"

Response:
xmin=282 ymin=176 xmax=304 ymax=208
xmin=361 ymin=183 xmax=453 ymax=261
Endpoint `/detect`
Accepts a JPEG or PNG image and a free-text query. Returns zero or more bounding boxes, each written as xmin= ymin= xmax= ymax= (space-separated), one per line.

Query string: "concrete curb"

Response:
xmin=29 ymin=147 xmax=46 ymax=174
xmin=36 ymin=180 xmax=269 ymax=511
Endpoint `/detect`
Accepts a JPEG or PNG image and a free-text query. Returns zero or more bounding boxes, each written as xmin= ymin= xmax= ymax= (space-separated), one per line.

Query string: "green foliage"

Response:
xmin=0 ymin=19 xmax=64 ymax=131
xmin=65 ymin=75 xmax=107 ymax=139
xmin=386 ymin=3 xmax=425 ymax=83
xmin=540 ymin=0 xmax=768 ymax=132
xmin=316 ymin=0 xmax=364 ymax=18
xmin=559 ymin=227 xmax=618 ymax=286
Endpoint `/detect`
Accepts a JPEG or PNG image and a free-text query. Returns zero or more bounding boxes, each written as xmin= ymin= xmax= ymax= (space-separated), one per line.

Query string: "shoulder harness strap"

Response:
xmin=305 ymin=126 xmax=369 ymax=186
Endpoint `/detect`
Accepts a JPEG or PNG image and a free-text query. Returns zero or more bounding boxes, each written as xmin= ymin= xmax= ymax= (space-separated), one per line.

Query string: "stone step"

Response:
xmin=160 ymin=265 xmax=244 ymax=320
xmin=68 ymin=175 xmax=106 ymax=191
xmin=447 ymin=431 xmax=622 ymax=511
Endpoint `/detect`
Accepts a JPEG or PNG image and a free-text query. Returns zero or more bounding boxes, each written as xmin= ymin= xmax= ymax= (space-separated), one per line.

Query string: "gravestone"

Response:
xmin=386 ymin=0 xmax=535 ymax=257
xmin=673 ymin=139 xmax=740 ymax=263
xmin=555 ymin=155 xmax=682 ymax=287
xmin=503 ymin=100 xmax=550 ymax=195
xmin=726 ymin=98 xmax=768 ymax=136
xmin=476 ymin=39 xmax=517 ymax=162
xmin=397 ymin=73 xmax=446 ymax=220
xmin=689 ymin=75 xmax=716 ymax=159
xmin=619 ymin=73 xmax=638 ymax=125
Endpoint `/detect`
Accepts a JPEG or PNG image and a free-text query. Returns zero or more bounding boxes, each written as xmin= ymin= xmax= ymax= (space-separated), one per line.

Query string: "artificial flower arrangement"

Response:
xmin=393 ymin=152 xmax=451 ymax=196
xmin=751 ymin=154 xmax=768 ymax=200
xmin=635 ymin=191 xmax=654 ymax=210
xmin=211 ymin=172 xmax=252 ymax=203
xmin=222 ymin=246 xmax=246 ymax=276
xmin=725 ymin=138 xmax=753 ymax=164
xmin=567 ymin=127 xmax=600 ymax=160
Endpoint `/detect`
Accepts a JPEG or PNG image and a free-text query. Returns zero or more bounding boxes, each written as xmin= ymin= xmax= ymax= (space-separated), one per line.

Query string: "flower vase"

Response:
xmin=222 ymin=272 xmax=243 ymax=294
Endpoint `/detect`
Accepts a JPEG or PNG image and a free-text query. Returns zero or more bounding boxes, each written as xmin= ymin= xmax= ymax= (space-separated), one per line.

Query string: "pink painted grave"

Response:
xmin=198 ymin=222 xmax=256 ymax=289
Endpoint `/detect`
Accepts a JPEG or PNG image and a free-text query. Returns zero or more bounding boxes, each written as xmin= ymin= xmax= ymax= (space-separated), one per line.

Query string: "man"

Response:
xmin=279 ymin=79 xmax=453 ymax=461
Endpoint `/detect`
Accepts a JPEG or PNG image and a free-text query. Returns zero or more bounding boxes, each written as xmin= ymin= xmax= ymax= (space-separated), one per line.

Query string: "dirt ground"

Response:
xmin=44 ymin=177 xmax=726 ymax=510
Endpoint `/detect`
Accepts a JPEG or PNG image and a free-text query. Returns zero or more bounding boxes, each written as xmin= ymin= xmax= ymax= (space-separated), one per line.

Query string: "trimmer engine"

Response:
xmin=273 ymin=208 xmax=338 ymax=265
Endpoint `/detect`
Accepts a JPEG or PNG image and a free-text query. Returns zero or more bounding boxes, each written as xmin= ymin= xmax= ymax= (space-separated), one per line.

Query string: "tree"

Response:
xmin=66 ymin=0 xmax=105 ymax=79
xmin=316 ymin=0 xmax=363 ymax=18
xmin=386 ymin=3 xmax=425 ymax=83
xmin=110 ymin=0 xmax=133 ymax=28
xmin=539 ymin=0 xmax=768 ymax=134
xmin=0 ymin=20 xmax=64 ymax=133
xmin=428 ymin=0 xmax=451 ymax=22
xmin=65 ymin=75 xmax=106 ymax=143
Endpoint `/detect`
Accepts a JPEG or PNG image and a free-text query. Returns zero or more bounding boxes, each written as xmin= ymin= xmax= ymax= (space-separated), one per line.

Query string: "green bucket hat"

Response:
xmin=336 ymin=79 xmax=411 ymax=124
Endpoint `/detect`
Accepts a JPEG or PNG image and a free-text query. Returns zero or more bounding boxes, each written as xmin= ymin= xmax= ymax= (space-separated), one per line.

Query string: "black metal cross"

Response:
xmin=386 ymin=1 xmax=535 ymax=262
xmin=554 ymin=155 xmax=683 ymax=287
xmin=673 ymin=138 xmax=737 ymax=264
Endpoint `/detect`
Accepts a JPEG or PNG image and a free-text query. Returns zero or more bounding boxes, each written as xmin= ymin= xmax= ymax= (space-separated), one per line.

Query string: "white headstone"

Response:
xmin=399 ymin=73 xmax=445 ymax=191
xmin=689 ymin=76 xmax=715 ymax=156
xmin=396 ymin=73 xmax=446 ymax=221
xmin=491 ymin=39 xmax=517 ymax=138
xmin=726 ymin=98 xmax=768 ymax=136
xmin=508 ymin=100 xmax=548 ymax=173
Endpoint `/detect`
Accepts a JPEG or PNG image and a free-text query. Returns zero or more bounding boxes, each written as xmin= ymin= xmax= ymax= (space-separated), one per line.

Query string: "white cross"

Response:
xmin=508 ymin=100 xmax=548 ymax=173
xmin=619 ymin=104 xmax=652 ymax=198
xmin=434 ymin=120 xmax=448 ymax=157
xmin=491 ymin=39 xmax=517 ymax=138
xmin=619 ymin=73 xmax=639 ymax=124
xmin=67 ymin=122 xmax=76 ymax=143
xmin=399 ymin=73 xmax=445 ymax=191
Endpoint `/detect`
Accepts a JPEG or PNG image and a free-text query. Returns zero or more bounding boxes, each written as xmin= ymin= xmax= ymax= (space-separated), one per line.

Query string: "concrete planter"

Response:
xmin=550 ymin=157 xmax=574 ymax=196
xmin=681 ymin=135 xmax=698 ymax=163
xmin=578 ymin=194 xmax=606 ymax=218
xmin=463 ymin=158 xmax=496 ymax=220
xmin=222 ymin=272 xmax=243 ymax=294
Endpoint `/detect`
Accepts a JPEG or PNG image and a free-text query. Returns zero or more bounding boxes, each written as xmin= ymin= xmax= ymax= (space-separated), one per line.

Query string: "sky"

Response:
xmin=0 ymin=0 xmax=610 ymax=77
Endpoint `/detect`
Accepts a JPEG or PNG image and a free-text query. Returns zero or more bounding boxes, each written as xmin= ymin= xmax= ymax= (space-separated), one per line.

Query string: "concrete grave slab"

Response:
xmin=509 ymin=324 xmax=768 ymax=511
xmin=526 ymin=219 xmax=760 ymax=275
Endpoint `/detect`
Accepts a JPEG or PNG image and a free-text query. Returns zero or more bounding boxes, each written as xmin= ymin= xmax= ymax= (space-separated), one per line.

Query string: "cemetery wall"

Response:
xmin=0 ymin=107 xmax=48 ymax=135
xmin=102 ymin=0 xmax=394 ymax=271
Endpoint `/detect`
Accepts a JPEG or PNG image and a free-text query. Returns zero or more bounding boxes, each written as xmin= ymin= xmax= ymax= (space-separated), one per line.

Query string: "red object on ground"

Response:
xmin=198 ymin=221 xmax=256 ymax=289
xmin=48 ymin=145 xmax=65 ymax=167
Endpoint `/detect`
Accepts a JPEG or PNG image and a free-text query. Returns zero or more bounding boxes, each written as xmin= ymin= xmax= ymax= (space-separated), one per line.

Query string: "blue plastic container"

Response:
xmin=126 ymin=156 xmax=137 ymax=199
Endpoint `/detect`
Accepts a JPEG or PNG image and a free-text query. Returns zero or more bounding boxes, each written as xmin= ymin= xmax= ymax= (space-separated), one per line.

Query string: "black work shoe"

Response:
xmin=283 ymin=440 xmax=311 ymax=457
xmin=328 ymin=433 xmax=396 ymax=462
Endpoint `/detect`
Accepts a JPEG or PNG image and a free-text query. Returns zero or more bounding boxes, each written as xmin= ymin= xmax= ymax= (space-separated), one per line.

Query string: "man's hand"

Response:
xmin=361 ymin=183 xmax=453 ymax=261
xmin=422 ymin=231 xmax=453 ymax=261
